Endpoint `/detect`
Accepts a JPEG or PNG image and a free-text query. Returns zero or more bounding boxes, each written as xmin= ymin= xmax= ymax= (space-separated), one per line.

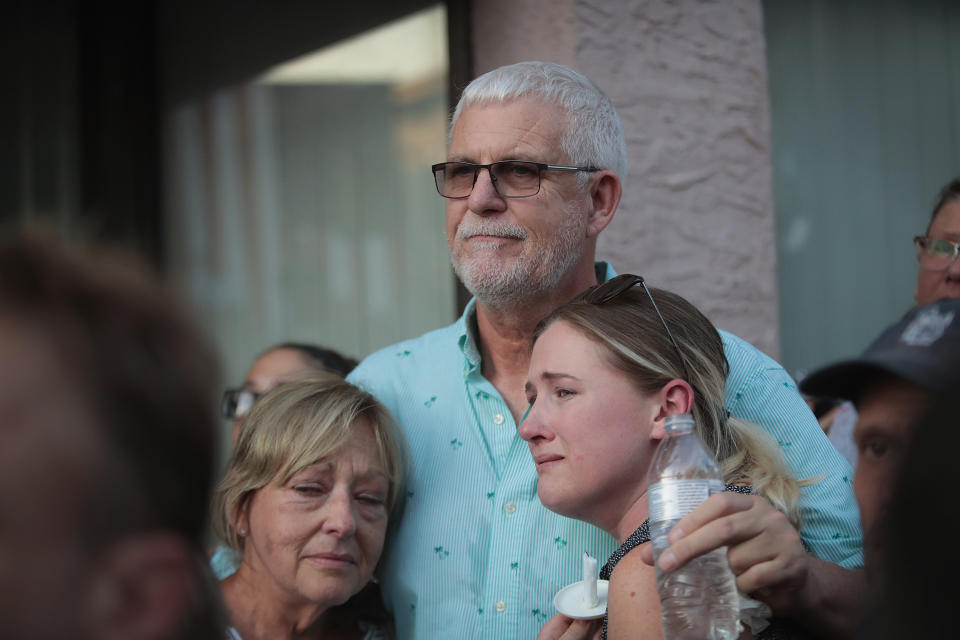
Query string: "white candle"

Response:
xmin=583 ymin=551 xmax=598 ymax=607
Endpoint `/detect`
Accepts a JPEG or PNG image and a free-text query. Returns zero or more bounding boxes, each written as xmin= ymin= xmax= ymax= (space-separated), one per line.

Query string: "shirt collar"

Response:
xmin=597 ymin=260 xmax=616 ymax=282
xmin=457 ymin=298 xmax=482 ymax=369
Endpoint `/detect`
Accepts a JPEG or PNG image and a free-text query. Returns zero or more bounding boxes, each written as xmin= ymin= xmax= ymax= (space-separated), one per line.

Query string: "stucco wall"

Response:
xmin=471 ymin=0 xmax=780 ymax=358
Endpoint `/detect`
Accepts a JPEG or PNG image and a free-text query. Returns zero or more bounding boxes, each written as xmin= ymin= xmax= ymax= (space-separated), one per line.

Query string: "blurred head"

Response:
xmin=848 ymin=373 xmax=930 ymax=541
xmin=442 ymin=62 xmax=623 ymax=307
xmin=801 ymin=298 xmax=960 ymax=548
xmin=256 ymin=343 xmax=358 ymax=381
xmin=855 ymin=380 xmax=960 ymax=638
xmin=520 ymin=276 xmax=791 ymax=535
xmin=0 ymin=232 xmax=220 ymax=640
xmin=914 ymin=177 xmax=960 ymax=305
xmin=222 ymin=343 xmax=358 ymax=444
xmin=213 ymin=375 xmax=407 ymax=611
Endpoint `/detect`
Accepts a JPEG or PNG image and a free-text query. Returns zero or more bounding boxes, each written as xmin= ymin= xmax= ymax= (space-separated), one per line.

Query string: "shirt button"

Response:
xmin=494 ymin=600 xmax=506 ymax=613
xmin=504 ymin=501 xmax=517 ymax=514
xmin=494 ymin=413 xmax=505 ymax=425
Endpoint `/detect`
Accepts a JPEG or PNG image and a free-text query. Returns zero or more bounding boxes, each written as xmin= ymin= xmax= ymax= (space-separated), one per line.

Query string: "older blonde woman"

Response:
xmin=212 ymin=374 xmax=408 ymax=640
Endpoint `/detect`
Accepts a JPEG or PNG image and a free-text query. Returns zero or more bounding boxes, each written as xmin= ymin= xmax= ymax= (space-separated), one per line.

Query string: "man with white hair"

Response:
xmin=350 ymin=61 xmax=862 ymax=639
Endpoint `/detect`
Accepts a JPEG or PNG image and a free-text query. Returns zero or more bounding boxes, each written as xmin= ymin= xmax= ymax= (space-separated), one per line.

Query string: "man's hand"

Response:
xmin=537 ymin=614 xmax=602 ymax=640
xmin=640 ymin=493 xmax=808 ymax=612
xmin=639 ymin=492 xmax=866 ymax=637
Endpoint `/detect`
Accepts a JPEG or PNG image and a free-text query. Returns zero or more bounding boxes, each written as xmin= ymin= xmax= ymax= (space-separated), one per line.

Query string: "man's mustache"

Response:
xmin=456 ymin=221 xmax=528 ymax=241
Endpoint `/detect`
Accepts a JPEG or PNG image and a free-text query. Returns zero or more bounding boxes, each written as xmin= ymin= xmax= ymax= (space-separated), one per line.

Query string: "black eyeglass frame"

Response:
xmin=220 ymin=388 xmax=262 ymax=420
xmin=914 ymin=235 xmax=960 ymax=271
xmin=576 ymin=274 xmax=693 ymax=383
xmin=430 ymin=160 xmax=600 ymax=199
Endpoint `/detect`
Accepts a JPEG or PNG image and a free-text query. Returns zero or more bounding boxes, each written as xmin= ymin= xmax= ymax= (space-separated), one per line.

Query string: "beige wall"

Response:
xmin=471 ymin=0 xmax=780 ymax=358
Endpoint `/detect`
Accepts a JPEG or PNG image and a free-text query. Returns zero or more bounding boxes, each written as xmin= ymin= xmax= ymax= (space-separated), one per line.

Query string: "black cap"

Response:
xmin=800 ymin=298 xmax=960 ymax=404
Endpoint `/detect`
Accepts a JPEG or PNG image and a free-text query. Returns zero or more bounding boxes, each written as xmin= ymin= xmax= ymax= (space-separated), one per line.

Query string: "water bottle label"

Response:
xmin=649 ymin=478 xmax=720 ymax=521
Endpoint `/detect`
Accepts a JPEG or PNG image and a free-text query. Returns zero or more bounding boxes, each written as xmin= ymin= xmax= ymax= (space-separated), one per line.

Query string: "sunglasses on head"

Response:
xmin=575 ymin=274 xmax=692 ymax=383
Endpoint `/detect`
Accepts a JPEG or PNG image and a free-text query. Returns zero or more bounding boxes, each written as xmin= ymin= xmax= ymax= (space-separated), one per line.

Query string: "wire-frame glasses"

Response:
xmin=431 ymin=160 xmax=599 ymax=199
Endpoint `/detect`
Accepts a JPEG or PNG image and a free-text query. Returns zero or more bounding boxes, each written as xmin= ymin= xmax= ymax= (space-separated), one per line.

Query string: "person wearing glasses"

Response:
xmin=222 ymin=343 xmax=359 ymax=445
xmin=214 ymin=343 xmax=361 ymax=586
xmin=522 ymin=275 xmax=812 ymax=639
xmin=801 ymin=176 xmax=960 ymax=474
xmin=212 ymin=375 xmax=408 ymax=640
xmin=913 ymin=177 xmax=960 ymax=305
xmin=347 ymin=61 xmax=862 ymax=640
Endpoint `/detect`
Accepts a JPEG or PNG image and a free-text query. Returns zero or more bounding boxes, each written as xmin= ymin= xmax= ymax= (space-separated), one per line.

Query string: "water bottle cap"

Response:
xmin=663 ymin=413 xmax=694 ymax=430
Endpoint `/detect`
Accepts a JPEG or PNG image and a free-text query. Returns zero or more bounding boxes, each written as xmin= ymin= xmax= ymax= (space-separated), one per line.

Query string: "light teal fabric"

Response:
xmin=348 ymin=262 xmax=863 ymax=640
xmin=210 ymin=545 xmax=240 ymax=580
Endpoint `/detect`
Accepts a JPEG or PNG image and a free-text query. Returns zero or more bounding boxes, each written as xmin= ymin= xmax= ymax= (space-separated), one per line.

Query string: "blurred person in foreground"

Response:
xmin=851 ymin=374 xmax=960 ymax=639
xmin=523 ymin=275 xmax=813 ymax=639
xmin=0 ymin=231 xmax=223 ymax=639
xmin=212 ymin=375 xmax=408 ymax=640
xmin=348 ymin=60 xmax=863 ymax=640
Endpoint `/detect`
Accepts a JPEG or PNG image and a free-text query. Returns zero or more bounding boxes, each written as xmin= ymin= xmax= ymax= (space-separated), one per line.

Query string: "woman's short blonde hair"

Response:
xmin=211 ymin=373 xmax=408 ymax=551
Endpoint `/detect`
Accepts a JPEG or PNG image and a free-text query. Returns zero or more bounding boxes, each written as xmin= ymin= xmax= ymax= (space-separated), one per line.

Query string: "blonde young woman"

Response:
xmin=212 ymin=374 xmax=408 ymax=640
xmin=521 ymin=275 xmax=814 ymax=640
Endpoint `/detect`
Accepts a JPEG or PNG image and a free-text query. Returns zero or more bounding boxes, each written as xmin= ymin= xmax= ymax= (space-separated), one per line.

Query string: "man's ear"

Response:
xmin=649 ymin=379 xmax=695 ymax=441
xmin=83 ymin=533 xmax=199 ymax=640
xmin=586 ymin=170 xmax=622 ymax=238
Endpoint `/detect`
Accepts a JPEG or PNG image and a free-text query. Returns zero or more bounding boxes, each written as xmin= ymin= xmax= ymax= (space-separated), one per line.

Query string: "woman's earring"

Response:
xmin=238 ymin=527 xmax=247 ymax=536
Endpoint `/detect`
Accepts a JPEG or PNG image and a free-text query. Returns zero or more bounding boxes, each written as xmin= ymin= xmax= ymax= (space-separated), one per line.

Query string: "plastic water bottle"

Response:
xmin=647 ymin=413 xmax=741 ymax=640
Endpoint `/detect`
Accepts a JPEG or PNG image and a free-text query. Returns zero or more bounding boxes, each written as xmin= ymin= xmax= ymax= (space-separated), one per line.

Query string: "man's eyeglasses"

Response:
xmin=431 ymin=161 xmax=599 ymax=199
xmin=915 ymin=235 xmax=960 ymax=271
xmin=221 ymin=389 xmax=261 ymax=420
xmin=576 ymin=274 xmax=692 ymax=383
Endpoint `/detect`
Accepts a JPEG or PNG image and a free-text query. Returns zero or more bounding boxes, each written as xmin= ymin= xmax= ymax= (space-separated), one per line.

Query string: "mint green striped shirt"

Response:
xmin=348 ymin=262 xmax=862 ymax=640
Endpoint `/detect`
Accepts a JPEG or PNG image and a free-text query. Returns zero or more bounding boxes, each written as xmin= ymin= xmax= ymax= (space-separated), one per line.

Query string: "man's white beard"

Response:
xmin=451 ymin=209 xmax=585 ymax=310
